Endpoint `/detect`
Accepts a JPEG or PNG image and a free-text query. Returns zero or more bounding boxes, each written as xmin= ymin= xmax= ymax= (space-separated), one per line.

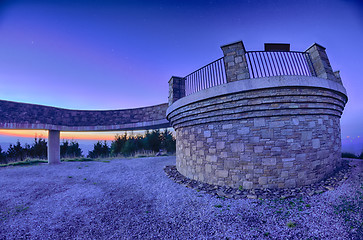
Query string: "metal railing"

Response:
xmin=245 ymin=51 xmax=316 ymax=78
xmin=184 ymin=57 xmax=226 ymax=96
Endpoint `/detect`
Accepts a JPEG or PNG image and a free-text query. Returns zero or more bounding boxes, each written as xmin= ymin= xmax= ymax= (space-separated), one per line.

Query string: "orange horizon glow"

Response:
xmin=0 ymin=130 xmax=132 ymax=141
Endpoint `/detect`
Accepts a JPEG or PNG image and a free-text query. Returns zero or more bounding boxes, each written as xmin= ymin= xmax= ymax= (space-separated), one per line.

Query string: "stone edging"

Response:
xmin=164 ymin=161 xmax=351 ymax=199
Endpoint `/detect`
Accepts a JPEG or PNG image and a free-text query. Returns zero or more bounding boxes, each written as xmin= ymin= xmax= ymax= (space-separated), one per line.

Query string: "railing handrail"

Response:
xmin=246 ymin=50 xmax=307 ymax=54
xmin=184 ymin=57 xmax=226 ymax=96
xmin=181 ymin=50 xmax=317 ymax=97
xmin=184 ymin=57 xmax=224 ymax=78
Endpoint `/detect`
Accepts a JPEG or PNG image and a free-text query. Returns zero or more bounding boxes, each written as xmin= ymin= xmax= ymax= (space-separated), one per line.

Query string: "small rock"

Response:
xmin=225 ymin=194 xmax=234 ymax=199
xmin=247 ymin=194 xmax=257 ymax=199
xmin=324 ymin=186 xmax=335 ymax=191
xmin=315 ymin=190 xmax=324 ymax=194
xmin=217 ymin=190 xmax=226 ymax=197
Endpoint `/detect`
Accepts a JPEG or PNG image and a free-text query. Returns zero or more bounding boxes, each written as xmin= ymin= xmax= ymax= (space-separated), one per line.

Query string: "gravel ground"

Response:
xmin=0 ymin=156 xmax=362 ymax=240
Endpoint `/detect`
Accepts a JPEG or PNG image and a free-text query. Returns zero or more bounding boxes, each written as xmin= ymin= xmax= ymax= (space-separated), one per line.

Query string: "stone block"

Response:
xmin=254 ymin=146 xmax=264 ymax=153
xmin=281 ymin=129 xmax=293 ymax=136
xmin=254 ymin=118 xmax=265 ymax=127
xmin=224 ymin=159 xmax=235 ymax=168
xmin=285 ymin=179 xmax=296 ymax=188
xmin=281 ymin=171 xmax=289 ymax=178
xmin=309 ymin=121 xmax=316 ymax=128
xmin=292 ymin=118 xmax=299 ymax=125
xmin=301 ymin=131 xmax=312 ymax=141
xmin=220 ymin=152 xmax=228 ymax=158
xmin=249 ymin=137 xmax=260 ymax=143
xmin=237 ymin=127 xmax=250 ymax=135
xmin=206 ymin=155 xmax=217 ymax=162
xmin=271 ymin=147 xmax=281 ymax=152
xmin=258 ymin=177 xmax=268 ymax=185
xmin=261 ymin=129 xmax=273 ymax=138
xmin=291 ymin=143 xmax=301 ymax=150
xmin=185 ymin=148 xmax=191 ymax=157
xmin=197 ymin=141 xmax=203 ymax=148
xmin=243 ymin=181 xmax=253 ymax=189
xmin=218 ymin=132 xmax=227 ymax=137
xmin=283 ymin=162 xmax=294 ymax=168
xmin=216 ymin=170 xmax=229 ymax=178
xmin=204 ymin=131 xmax=211 ymax=138
xmin=235 ymin=56 xmax=243 ymax=63
xmin=312 ymin=139 xmax=320 ymax=149
xmin=222 ymin=124 xmax=233 ymax=129
xmin=296 ymin=153 xmax=306 ymax=161
xmin=205 ymin=164 xmax=212 ymax=173
xmin=216 ymin=142 xmax=225 ymax=149
xmin=270 ymin=121 xmax=285 ymax=128
xmin=231 ymin=143 xmax=244 ymax=152
xmin=262 ymin=158 xmax=276 ymax=166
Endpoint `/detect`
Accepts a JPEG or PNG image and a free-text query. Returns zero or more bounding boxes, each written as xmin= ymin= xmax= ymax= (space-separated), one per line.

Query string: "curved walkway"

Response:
xmin=0 ymin=100 xmax=170 ymax=131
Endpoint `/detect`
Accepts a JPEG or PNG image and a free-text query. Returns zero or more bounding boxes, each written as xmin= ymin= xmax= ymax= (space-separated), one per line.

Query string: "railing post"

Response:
xmin=168 ymin=76 xmax=185 ymax=106
xmin=220 ymin=41 xmax=250 ymax=82
xmin=305 ymin=43 xmax=341 ymax=83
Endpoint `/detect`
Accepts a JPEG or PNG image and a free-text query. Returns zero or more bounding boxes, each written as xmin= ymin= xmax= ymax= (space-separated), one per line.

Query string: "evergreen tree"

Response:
xmin=161 ymin=129 xmax=176 ymax=153
xmin=7 ymin=140 xmax=25 ymax=162
xmin=110 ymin=133 xmax=127 ymax=156
xmin=31 ymin=138 xmax=47 ymax=159
xmin=0 ymin=146 xmax=7 ymax=164
xmin=88 ymin=141 xmax=110 ymax=158
xmin=61 ymin=140 xmax=83 ymax=158
xmin=148 ymin=129 xmax=161 ymax=152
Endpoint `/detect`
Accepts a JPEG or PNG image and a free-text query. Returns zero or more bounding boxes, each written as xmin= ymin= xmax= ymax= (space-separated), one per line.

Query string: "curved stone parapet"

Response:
xmin=0 ymin=100 xmax=170 ymax=131
xmin=166 ymin=76 xmax=348 ymax=189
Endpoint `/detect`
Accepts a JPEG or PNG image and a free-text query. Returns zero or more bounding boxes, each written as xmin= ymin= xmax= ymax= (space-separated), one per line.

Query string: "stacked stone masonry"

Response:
xmin=221 ymin=41 xmax=250 ymax=82
xmin=167 ymin=86 xmax=347 ymax=189
xmin=0 ymin=100 xmax=170 ymax=131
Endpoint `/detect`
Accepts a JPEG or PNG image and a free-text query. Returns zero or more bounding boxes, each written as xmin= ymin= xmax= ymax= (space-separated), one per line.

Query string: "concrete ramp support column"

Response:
xmin=48 ymin=130 xmax=60 ymax=164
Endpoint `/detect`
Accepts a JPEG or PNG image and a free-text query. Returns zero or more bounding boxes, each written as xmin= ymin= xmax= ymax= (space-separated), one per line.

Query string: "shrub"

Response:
xmin=341 ymin=152 xmax=357 ymax=159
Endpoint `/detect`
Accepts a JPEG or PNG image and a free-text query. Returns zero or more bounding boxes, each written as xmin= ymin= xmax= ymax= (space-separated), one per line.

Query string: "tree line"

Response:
xmin=0 ymin=138 xmax=83 ymax=164
xmin=88 ymin=129 xmax=175 ymax=158
xmin=0 ymin=129 xmax=176 ymax=164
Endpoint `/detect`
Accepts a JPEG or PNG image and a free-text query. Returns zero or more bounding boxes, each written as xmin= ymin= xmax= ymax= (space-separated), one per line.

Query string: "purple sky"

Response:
xmin=0 ymin=0 xmax=362 ymax=138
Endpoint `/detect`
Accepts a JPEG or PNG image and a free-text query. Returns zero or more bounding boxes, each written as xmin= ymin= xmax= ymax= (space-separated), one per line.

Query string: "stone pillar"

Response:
xmin=220 ymin=41 xmax=250 ymax=82
xmin=48 ymin=130 xmax=60 ymax=164
xmin=305 ymin=43 xmax=340 ymax=83
xmin=168 ymin=76 xmax=185 ymax=106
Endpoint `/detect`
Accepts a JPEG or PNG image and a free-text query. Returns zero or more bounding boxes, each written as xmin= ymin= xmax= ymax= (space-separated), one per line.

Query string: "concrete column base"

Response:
xmin=48 ymin=130 xmax=60 ymax=164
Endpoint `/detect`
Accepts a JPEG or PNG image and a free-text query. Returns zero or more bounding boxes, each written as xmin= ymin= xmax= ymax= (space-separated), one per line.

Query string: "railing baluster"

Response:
xmin=294 ymin=52 xmax=305 ymax=76
xmin=299 ymin=53 xmax=309 ymax=76
xmin=264 ymin=52 xmax=273 ymax=77
xmin=269 ymin=52 xmax=278 ymax=76
xmin=288 ymin=52 xmax=298 ymax=75
xmin=246 ymin=53 xmax=254 ymax=78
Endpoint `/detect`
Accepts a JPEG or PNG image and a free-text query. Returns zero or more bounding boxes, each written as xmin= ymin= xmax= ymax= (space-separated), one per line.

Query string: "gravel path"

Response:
xmin=0 ymin=156 xmax=362 ymax=240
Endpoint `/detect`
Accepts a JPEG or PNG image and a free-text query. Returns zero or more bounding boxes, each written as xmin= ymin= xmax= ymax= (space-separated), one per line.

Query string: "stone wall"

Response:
xmin=167 ymin=77 xmax=347 ymax=189
xmin=0 ymin=100 xmax=170 ymax=131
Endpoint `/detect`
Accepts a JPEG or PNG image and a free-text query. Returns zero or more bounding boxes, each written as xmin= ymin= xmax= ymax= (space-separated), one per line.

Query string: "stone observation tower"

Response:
xmin=167 ymin=41 xmax=347 ymax=189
